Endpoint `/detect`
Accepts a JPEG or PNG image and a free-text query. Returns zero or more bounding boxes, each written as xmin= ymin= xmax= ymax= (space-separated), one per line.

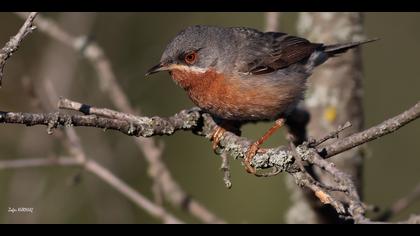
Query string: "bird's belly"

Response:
xmin=201 ymin=100 xmax=286 ymax=121
xmin=171 ymin=68 xmax=306 ymax=121
xmin=188 ymin=78 xmax=304 ymax=121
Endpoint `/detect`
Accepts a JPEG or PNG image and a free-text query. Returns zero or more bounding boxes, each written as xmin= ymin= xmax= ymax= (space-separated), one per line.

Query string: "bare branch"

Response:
xmin=321 ymin=101 xmax=420 ymax=158
xmin=291 ymin=172 xmax=346 ymax=214
xmin=220 ymin=152 xmax=232 ymax=189
xmin=84 ymin=159 xmax=183 ymax=224
xmin=309 ymin=121 xmax=352 ymax=147
xmin=0 ymin=156 xmax=183 ymax=224
xmin=0 ymin=156 xmax=79 ymax=169
xmin=1 ymin=100 xmax=419 ymax=172
xmin=58 ymin=97 xmax=147 ymax=124
xmin=376 ymin=182 xmax=420 ymax=221
xmin=0 ymin=12 xmax=37 ymax=86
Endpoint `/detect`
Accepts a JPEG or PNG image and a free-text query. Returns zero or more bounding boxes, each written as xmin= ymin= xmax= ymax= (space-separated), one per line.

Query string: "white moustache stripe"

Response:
xmin=168 ymin=64 xmax=207 ymax=73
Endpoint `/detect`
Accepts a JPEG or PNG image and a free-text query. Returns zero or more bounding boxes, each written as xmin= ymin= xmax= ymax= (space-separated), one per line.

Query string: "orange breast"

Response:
xmin=171 ymin=68 xmax=303 ymax=121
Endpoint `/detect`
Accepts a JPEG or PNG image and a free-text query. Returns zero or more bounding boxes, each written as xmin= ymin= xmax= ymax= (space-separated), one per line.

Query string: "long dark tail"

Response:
xmin=323 ymin=38 xmax=379 ymax=56
xmin=305 ymin=38 xmax=378 ymax=71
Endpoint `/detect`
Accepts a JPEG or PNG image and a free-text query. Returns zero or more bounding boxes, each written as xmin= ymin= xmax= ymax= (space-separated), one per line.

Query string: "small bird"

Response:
xmin=146 ymin=25 xmax=376 ymax=174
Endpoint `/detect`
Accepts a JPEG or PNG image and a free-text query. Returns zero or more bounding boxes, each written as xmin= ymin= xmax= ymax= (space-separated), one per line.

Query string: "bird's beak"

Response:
xmin=145 ymin=63 xmax=169 ymax=77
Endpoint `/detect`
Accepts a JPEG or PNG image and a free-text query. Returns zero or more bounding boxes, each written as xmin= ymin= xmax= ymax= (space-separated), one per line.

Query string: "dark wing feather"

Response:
xmin=237 ymin=31 xmax=323 ymax=75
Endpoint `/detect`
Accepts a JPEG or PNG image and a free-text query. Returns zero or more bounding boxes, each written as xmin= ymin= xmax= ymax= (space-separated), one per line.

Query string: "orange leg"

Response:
xmin=211 ymin=126 xmax=226 ymax=151
xmin=244 ymin=118 xmax=285 ymax=174
xmin=211 ymin=120 xmax=241 ymax=151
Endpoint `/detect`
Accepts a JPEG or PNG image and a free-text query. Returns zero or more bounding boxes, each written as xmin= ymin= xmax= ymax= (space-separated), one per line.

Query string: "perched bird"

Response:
xmin=146 ymin=25 xmax=376 ymax=174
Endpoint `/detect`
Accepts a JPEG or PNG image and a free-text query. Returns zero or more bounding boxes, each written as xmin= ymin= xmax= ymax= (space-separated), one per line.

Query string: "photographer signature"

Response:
xmin=8 ymin=207 xmax=34 ymax=214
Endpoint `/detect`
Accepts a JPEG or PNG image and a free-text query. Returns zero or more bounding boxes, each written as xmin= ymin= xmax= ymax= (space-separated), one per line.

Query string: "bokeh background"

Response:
xmin=0 ymin=12 xmax=419 ymax=223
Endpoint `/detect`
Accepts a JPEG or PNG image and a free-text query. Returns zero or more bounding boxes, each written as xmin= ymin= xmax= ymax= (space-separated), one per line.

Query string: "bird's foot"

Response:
xmin=211 ymin=126 xmax=226 ymax=151
xmin=244 ymin=145 xmax=268 ymax=174
xmin=244 ymin=142 xmax=259 ymax=174
xmin=243 ymin=118 xmax=285 ymax=175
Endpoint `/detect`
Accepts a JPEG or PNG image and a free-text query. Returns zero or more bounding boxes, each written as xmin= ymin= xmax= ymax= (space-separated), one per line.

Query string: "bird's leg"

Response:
xmin=211 ymin=120 xmax=242 ymax=152
xmin=244 ymin=118 xmax=285 ymax=174
xmin=211 ymin=126 xmax=226 ymax=151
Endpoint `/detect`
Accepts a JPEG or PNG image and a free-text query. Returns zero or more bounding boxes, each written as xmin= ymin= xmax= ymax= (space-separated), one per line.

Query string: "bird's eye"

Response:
xmin=184 ymin=52 xmax=197 ymax=65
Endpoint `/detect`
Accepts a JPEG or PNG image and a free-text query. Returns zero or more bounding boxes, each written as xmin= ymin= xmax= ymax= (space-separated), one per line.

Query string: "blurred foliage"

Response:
xmin=0 ymin=12 xmax=419 ymax=223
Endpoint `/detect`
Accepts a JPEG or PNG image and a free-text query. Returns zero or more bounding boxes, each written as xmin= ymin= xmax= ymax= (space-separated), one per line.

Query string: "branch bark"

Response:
xmin=0 ymin=99 xmax=418 ymax=175
xmin=0 ymin=12 xmax=37 ymax=86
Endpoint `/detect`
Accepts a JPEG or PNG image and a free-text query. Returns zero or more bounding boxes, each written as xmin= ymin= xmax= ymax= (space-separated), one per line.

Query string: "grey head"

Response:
xmin=145 ymin=25 xmax=244 ymax=76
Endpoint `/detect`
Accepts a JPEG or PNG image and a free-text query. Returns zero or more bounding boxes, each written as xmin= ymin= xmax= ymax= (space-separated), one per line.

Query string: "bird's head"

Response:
xmin=145 ymin=25 xmax=234 ymax=78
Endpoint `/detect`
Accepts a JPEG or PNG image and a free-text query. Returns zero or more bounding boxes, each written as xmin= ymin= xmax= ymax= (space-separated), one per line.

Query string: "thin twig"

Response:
xmin=289 ymin=141 xmax=307 ymax=174
xmin=220 ymin=153 xmax=232 ymax=189
xmin=304 ymin=148 xmax=366 ymax=223
xmin=0 ymin=12 xmax=38 ymax=86
xmin=84 ymin=159 xmax=183 ymax=224
xmin=0 ymin=156 xmax=183 ymax=224
xmin=58 ymin=97 xmax=144 ymax=124
xmin=0 ymin=156 xmax=79 ymax=169
xmin=309 ymin=121 xmax=352 ymax=147
xmin=321 ymin=102 xmax=420 ymax=158
xmin=291 ymin=172 xmax=346 ymax=214
xmin=290 ymin=141 xmax=348 ymax=194
xmin=299 ymin=147 xmax=351 ymax=194
xmin=376 ymin=182 xmax=420 ymax=221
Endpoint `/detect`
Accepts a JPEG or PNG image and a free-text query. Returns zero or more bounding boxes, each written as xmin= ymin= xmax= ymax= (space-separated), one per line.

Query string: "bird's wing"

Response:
xmin=235 ymin=31 xmax=323 ymax=75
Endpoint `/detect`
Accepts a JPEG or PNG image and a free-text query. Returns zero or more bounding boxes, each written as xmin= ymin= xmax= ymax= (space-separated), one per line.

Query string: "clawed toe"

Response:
xmin=243 ymin=118 xmax=285 ymax=175
xmin=244 ymin=143 xmax=259 ymax=174
xmin=211 ymin=126 xmax=226 ymax=151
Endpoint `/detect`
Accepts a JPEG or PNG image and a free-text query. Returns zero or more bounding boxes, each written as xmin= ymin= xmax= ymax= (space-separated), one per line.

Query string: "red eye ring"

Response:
xmin=184 ymin=52 xmax=197 ymax=65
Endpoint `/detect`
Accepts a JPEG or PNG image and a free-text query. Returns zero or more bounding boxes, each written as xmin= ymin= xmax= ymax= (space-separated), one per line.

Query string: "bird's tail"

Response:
xmin=305 ymin=38 xmax=379 ymax=71
xmin=323 ymin=38 xmax=379 ymax=56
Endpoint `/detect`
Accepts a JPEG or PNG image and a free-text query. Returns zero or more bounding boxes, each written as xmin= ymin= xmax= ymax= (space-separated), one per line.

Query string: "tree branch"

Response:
xmin=83 ymin=159 xmax=183 ymax=224
xmin=0 ymin=156 xmax=79 ymax=169
xmin=1 ymin=100 xmax=418 ymax=172
xmin=0 ymin=156 xmax=183 ymax=224
xmin=321 ymin=101 xmax=420 ymax=158
xmin=376 ymin=182 xmax=420 ymax=221
xmin=0 ymin=12 xmax=37 ymax=86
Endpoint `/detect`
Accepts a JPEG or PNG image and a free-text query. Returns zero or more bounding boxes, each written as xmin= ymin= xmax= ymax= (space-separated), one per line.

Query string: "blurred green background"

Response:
xmin=0 ymin=12 xmax=419 ymax=223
